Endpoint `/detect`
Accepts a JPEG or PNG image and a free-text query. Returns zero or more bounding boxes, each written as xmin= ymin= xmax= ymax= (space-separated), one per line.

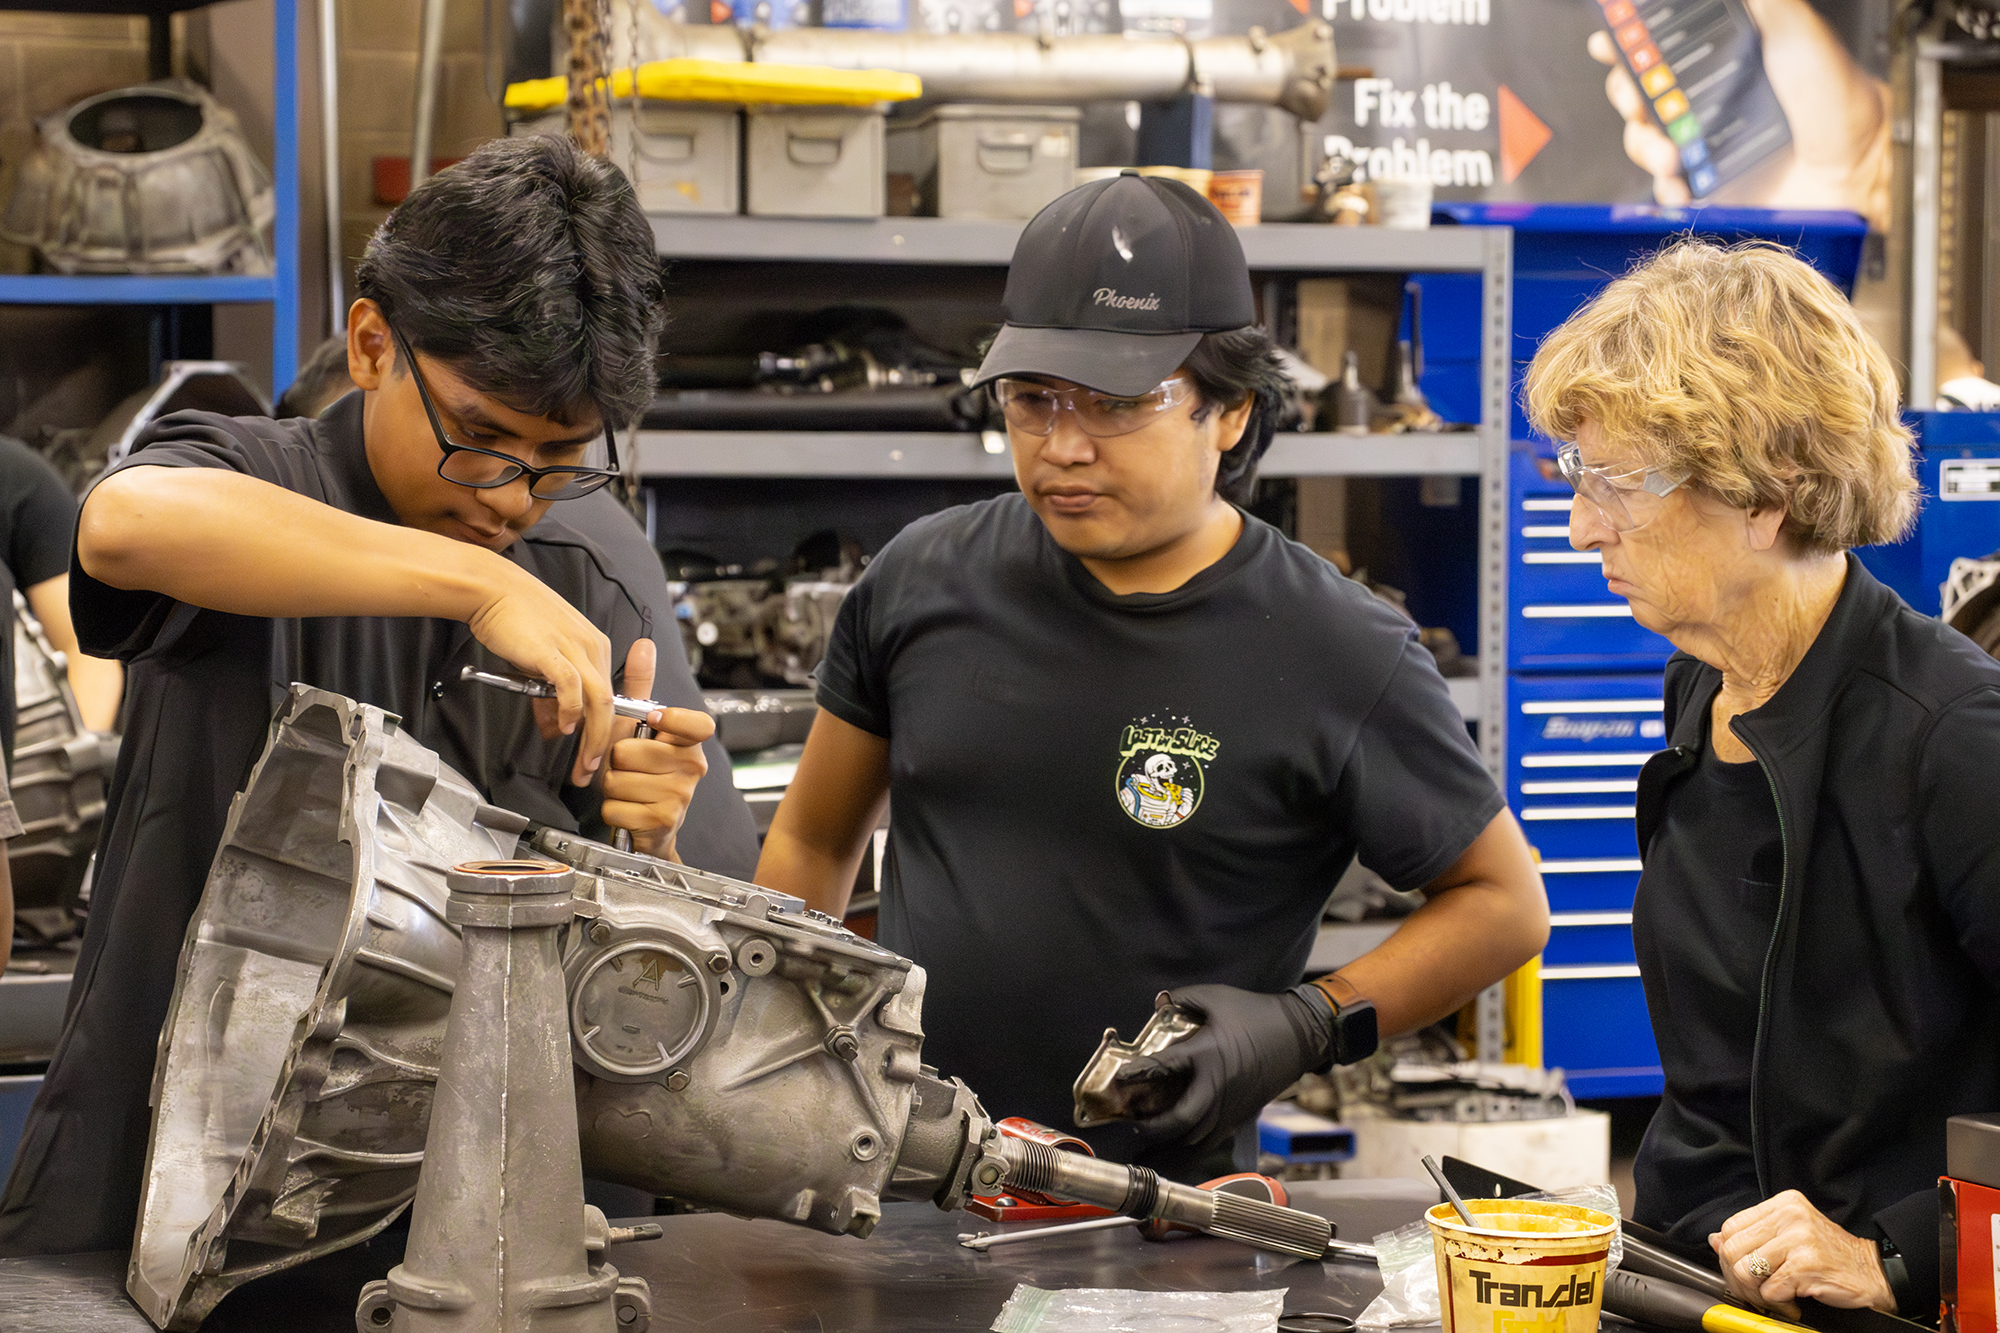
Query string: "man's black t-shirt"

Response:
xmin=1631 ymin=724 xmax=1786 ymax=1245
xmin=0 ymin=394 xmax=756 ymax=1256
xmin=816 ymin=494 xmax=1502 ymax=1152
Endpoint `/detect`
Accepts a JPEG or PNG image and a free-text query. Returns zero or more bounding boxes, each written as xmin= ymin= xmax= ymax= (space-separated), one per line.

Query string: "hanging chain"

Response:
xmin=564 ymin=0 xmax=612 ymax=157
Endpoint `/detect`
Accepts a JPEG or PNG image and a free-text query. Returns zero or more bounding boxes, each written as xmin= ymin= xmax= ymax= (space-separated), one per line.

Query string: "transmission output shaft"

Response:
xmin=995 ymin=1137 xmax=1332 ymax=1260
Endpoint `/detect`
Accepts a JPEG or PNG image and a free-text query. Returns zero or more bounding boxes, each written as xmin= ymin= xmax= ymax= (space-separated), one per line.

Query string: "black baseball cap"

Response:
xmin=972 ymin=172 xmax=1255 ymax=397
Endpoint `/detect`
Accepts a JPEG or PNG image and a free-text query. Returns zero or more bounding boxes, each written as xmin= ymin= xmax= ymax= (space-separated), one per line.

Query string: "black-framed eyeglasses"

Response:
xmin=392 ymin=326 xmax=621 ymax=501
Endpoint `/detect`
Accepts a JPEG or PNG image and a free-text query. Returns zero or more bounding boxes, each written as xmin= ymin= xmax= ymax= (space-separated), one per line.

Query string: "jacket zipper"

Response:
xmin=1740 ymin=715 xmax=1787 ymax=1199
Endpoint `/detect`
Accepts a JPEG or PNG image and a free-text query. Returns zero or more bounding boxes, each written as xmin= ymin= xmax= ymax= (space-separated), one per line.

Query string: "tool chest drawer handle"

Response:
xmin=787 ymin=133 xmax=845 ymax=166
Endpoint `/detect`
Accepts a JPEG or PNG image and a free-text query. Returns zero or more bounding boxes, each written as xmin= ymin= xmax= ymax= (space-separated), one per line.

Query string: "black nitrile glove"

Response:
xmin=1116 ymin=983 xmax=1334 ymax=1153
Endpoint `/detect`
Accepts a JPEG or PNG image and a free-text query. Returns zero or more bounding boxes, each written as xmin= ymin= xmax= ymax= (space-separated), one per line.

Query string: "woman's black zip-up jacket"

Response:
xmin=1634 ymin=555 xmax=2000 ymax=1319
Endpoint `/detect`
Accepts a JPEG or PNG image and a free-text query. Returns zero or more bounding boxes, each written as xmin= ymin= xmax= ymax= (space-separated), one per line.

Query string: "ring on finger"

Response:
xmin=1746 ymin=1255 xmax=1772 ymax=1280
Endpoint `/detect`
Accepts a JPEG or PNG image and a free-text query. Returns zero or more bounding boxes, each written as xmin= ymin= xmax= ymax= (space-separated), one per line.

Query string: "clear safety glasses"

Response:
xmin=393 ymin=327 xmax=620 ymax=501
xmin=993 ymin=375 xmax=1197 ymax=439
xmin=1556 ymin=439 xmax=1687 ymax=532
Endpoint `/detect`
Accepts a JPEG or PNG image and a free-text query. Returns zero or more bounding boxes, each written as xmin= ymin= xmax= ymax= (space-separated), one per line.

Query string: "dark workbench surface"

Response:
xmin=0 ymin=1178 xmax=1436 ymax=1331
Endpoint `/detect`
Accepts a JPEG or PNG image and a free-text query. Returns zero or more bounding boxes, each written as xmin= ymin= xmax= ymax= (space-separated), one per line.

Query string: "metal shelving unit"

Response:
xmin=645 ymin=215 xmax=1513 ymax=780
xmin=0 ymin=2 xmax=300 ymax=389
xmin=635 ymin=429 xmax=1483 ymax=479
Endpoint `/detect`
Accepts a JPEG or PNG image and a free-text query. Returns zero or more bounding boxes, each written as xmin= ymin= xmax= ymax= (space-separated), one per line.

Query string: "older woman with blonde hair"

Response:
xmin=1526 ymin=239 xmax=2000 ymax=1324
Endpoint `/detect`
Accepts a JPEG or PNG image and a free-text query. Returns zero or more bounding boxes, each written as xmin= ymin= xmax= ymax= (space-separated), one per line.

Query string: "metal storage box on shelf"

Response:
xmin=1510 ymin=449 xmax=1675 ymax=672
xmin=884 ymin=105 xmax=1081 ymax=220
xmin=745 ymin=104 xmax=885 ymax=218
xmin=512 ymin=105 xmax=741 ymax=215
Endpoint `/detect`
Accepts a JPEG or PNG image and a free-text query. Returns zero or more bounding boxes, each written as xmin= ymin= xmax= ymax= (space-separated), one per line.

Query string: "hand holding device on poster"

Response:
xmin=1587 ymin=0 xmax=1889 ymax=225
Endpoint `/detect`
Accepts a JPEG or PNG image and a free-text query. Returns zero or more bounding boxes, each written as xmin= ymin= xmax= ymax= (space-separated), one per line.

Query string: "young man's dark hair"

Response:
xmin=1184 ymin=326 xmax=1288 ymax=504
xmin=355 ymin=133 xmax=666 ymax=429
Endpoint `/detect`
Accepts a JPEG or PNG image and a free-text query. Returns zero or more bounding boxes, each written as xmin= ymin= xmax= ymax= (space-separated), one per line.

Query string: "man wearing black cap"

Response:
xmin=756 ymin=174 xmax=1548 ymax=1177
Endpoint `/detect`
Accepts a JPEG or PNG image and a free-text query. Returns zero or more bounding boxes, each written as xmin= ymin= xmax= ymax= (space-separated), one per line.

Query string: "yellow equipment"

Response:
xmin=504 ymin=59 xmax=922 ymax=112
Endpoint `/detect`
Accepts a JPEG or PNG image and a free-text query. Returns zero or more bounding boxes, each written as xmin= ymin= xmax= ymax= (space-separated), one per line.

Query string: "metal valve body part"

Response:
xmin=131 ymin=686 xmax=998 ymax=1330
xmin=354 ymin=860 xmax=648 ymax=1332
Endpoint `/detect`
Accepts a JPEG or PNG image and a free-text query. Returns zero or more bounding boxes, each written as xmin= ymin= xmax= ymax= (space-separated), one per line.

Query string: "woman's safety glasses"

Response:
xmin=994 ymin=375 xmax=1196 ymax=439
xmin=393 ymin=327 xmax=620 ymax=501
xmin=1556 ymin=439 xmax=1686 ymax=532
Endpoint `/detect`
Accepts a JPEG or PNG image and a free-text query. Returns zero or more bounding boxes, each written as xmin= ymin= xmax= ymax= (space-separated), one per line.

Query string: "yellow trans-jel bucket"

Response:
xmin=1426 ymin=1199 xmax=1619 ymax=1333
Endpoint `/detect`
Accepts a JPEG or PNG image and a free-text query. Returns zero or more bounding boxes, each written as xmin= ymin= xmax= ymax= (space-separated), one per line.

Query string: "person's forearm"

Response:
xmin=756 ymin=823 xmax=873 ymax=918
xmin=0 ymin=859 xmax=11 ymax=975
xmin=1324 ymin=817 xmax=1549 ymax=1036
xmin=26 ymin=575 xmax=124 ymax=731
xmin=79 ymin=466 xmax=503 ymax=622
xmin=68 ymin=655 xmax=123 ymax=732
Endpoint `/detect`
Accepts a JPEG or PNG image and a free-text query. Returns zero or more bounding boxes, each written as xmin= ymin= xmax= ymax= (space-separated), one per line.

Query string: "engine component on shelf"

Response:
xmin=0 ymin=80 xmax=275 ymax=276
xmin=768 ymin=580 xmax=850 ymax=685
xmin=1943 ymin=552 xmax=2000 ymax=658
xmin=7 ymin=591 xmax=116 ymax=946
xmin=27 ymin=360 xmax=269 ymax=495
xmin=604 ymin=10 xmax=1338 ymax=121
xmin=680 ymin=577 xmax=773 ymax=686
xmin=703 ymin=688 xmax=818 ymax=753
xmin=1072 ymin=999 xmax=1203 ymax=1128
xmin=130 ymin=684 xmax=1002 ymax=1330
xmin=354 ymin=860 xmax=653 ymax=1333
xmin=676 ymin=575 xmax=855 ymax=689
xmin=1381 ymin=1059 xmax=1573 ymax=1123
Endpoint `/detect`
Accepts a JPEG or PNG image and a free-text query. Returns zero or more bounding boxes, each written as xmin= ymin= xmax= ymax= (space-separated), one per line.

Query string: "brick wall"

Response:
xmin=336 ymin=0 xmax=507 ymax=302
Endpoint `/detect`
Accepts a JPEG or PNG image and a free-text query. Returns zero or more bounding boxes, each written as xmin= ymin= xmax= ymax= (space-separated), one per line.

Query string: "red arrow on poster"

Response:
xmin=1498 ymin=85 xmax=1552 ymax=183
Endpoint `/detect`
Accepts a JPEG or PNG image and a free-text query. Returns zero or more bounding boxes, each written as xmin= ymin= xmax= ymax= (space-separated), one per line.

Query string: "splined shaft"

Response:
xmin=995 ymin=1138 xmax=1332 ymax=1260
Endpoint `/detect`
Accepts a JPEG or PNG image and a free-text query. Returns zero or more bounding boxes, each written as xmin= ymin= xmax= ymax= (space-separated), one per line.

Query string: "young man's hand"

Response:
xmin=464 ymin=562 xmax=618 ymax=785
xmin=597 ymin=638 xmax=715 ymax=861
xmin=1117 ymin=983 xmax=1333 ymax=1151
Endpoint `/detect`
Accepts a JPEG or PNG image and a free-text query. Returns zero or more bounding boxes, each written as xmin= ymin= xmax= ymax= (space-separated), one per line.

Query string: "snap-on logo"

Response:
xmin=1469 ymin=1270 xmax=1596 ymax=1309
xmin=1539 ymin=717 xmax=1635 ymax=741
xmin=1093 ymin=288 xmax=1162 ymax=311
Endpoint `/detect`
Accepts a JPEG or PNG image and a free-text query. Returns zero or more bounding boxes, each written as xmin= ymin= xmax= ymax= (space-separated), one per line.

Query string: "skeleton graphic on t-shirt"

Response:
xmin=1120 ymin=752 xmax=1197 ymax=827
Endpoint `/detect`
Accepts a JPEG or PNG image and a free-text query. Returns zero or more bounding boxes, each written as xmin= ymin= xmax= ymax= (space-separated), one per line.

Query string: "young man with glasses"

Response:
xmin=0 ymin=135 xmax=734 ymax=1255
xmin=755 ymin=173 xmax=1549 ymax=1179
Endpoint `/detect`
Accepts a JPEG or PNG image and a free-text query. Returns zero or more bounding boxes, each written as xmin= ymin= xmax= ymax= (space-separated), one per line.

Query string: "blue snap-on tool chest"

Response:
xmin=1509 ymin=450 xmax=1674 ymax=673
xmin=1410 ymin=203 xmax=1870 ymax=1101
xmin=1855 ymin=411 xmax=2000 ymax=615
xmin=1508 ymin=672 xmax=1664 ymax=1096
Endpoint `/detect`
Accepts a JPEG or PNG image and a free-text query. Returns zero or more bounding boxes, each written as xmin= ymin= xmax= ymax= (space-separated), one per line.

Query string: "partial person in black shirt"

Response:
xmin=1526 ymin=239 xmax=2000 ymax=1321
xmin=755 ymin=174 xmax=1550 ymax=1177
xmin=0 ymin=435 xmax=119 ymax=969
xmin=0 ymin=434 xmax=123 ymax=741
xmin=0 ymin=134 xmax=723 ymax=1256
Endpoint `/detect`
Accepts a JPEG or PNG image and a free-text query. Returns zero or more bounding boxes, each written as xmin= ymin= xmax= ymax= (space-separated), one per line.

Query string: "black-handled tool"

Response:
xmin=1607 ymin=1269 xmax=1817 ymax=1333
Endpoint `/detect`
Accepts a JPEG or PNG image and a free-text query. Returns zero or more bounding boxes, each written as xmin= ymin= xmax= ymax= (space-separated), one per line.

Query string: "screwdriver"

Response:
xmin=459 ymin=666 xmax=661 ymax=853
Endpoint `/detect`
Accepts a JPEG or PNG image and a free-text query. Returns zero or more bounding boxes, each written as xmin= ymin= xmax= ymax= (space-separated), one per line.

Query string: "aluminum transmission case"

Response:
xmin=0 ymin=79 xmax=274 ymax=276
xmin=132 ymin=686 xmax=986 ymax=1330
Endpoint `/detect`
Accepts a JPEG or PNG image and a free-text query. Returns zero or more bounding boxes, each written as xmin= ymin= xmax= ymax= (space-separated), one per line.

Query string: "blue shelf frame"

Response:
xmin=0 ymin=1 xmax=299 ymax=392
